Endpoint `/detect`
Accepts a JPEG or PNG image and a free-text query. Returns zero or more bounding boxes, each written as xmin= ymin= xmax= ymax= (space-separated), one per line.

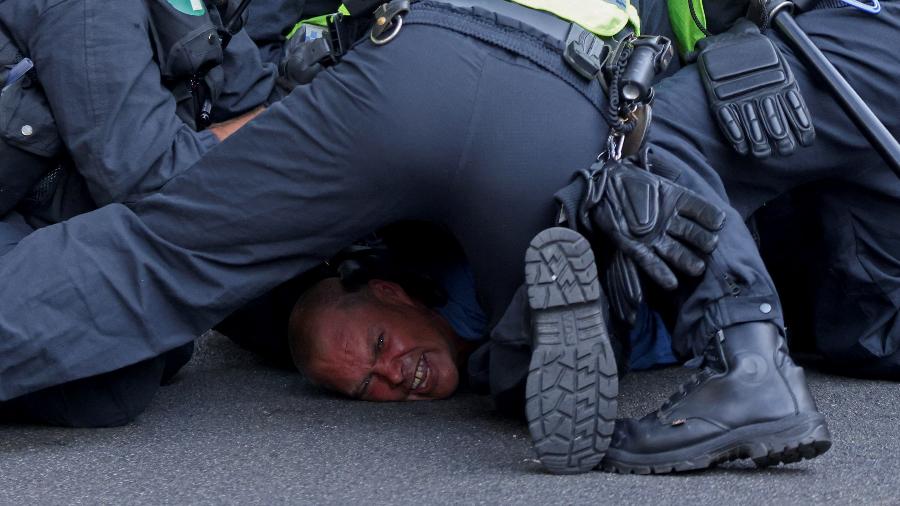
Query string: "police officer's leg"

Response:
xmin=786 ymin=5 xmax=900 ymax=379
xmin=597 ymin=4 xmax=900 ymax=474
xmin=804 ymin=185 xmax=900 ymax=379
xmin=0 ymin=344 xmax=193 ymax=427
xmin=0 ymin=23 xmax=484 ymax=401
xmin=597 ymin=145 xmax=829 ymax=474
xmin=0 ymin=211 xmax=33 ymax=256
xmin=650 ymin=4 xmax=900 ymax=373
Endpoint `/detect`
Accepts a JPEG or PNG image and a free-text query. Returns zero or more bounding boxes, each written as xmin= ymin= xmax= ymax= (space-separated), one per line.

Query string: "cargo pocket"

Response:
xmin=0 ymin=79 xmax=62 ymax=215
xmin=0 ymin=78 xmax=62 ymax=157
xmin=851 ymin=210 xmax=900 ymax=358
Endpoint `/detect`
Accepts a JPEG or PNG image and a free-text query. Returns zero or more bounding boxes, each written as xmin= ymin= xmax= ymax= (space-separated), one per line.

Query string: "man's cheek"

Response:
xmin=368 ymin=382 xmax=405 ymax=402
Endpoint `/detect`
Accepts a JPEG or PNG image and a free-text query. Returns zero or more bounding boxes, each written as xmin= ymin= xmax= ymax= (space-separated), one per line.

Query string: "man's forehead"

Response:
xmin=309 ymin=309 xmax=372 ymax=382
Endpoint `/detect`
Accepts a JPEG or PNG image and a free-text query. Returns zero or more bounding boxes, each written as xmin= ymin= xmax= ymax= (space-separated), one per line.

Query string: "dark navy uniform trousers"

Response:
xmin=0 ymin=1 xmax=894 ymax=418
xmin=649 ymin=2 xmax=900 ymax=375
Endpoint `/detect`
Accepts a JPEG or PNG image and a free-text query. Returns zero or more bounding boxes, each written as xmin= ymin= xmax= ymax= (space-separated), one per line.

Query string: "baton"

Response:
xmin=770 ymin=5 xmax=900 ymax=178
xmin=2 ymin=58 xmax=33 ymax=93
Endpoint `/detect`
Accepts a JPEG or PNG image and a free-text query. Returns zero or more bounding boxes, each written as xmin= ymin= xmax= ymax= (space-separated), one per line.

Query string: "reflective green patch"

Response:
xmin=167 ymin=0 xmax=207 ymax=16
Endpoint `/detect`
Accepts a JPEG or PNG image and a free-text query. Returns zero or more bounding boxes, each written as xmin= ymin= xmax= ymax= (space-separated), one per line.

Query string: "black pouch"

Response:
xmin=0 ymin=74 xmax=62 ymax=216
xmin=146 ymin=0 xmax=225 ymax=81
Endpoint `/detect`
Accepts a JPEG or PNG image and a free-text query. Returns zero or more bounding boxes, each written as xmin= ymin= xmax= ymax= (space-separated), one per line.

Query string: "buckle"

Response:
xmin=370 ymin=0 xmax=411 ymax=45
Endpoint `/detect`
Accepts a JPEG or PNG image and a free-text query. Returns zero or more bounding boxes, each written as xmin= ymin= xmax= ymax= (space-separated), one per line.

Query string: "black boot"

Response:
xmin=602 ymin=321 xmax=831 ymax=474
xmin=524 ymin=227 xmax=618 ymax=474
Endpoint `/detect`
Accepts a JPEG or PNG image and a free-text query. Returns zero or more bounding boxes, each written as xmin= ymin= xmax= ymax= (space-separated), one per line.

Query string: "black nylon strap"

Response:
xmin=423 ymin=0 xmax=575 ymax=44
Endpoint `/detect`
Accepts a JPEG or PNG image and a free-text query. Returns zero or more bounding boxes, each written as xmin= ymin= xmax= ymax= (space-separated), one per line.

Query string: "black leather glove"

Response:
xmin=583 ymin=159 xmax=726 ymax=293
xmin=697 ymin=19 xmax=814 ymax=158
xmin=278 ymin=25 xmax=333 ymax=89
xmin=606 ymin=250 xmax=643 ymax=324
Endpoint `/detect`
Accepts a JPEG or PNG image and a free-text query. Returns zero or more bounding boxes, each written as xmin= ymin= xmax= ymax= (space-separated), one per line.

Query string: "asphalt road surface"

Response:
xmin=2 ymin=331 xmax=898 ymax=505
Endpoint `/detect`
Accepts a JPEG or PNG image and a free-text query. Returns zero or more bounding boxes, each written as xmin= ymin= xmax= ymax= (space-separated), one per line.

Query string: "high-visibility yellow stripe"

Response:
xmin=509 ymin=0 xmax=636 ymax=36
xmin=289 ymin=1 xmax=638 ymax=40
xmin=286 ymin=4 xmax=350 ymax=39
xmin=667 ymin=0 xmax=707 ymax=55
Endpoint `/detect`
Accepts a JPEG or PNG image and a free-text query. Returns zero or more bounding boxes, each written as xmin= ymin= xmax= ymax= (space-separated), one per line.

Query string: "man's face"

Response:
xmin=303 ymin=280 xmax=461 ymax=401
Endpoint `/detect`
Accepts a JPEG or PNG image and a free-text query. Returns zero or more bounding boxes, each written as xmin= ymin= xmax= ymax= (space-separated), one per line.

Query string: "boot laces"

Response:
xmin=659 ymin=333 xmax=727 ymax=413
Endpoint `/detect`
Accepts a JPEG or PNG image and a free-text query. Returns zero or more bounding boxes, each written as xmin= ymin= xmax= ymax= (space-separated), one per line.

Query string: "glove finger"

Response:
xmin=626 ymin=242 xmax=679 ymax=291
xmin=619 ymin=254 xmax=642 ymax=325
xmin=782 ymin=89 xmax=815 ymax=147
xmin=653 ymin=235 xmax=706 ymax=277
xmin=606 ymin=260 xmax=631 ymax=325
xmin=668 ymin=214 xmax=719 ymax=254
xmin=673 ymin=191 xmax=727 ymax=231
xmin=742 ymin=101 xmax=772 ymax=159
xmin=608 ymin=252 xmax=642 ymax=324
xmin=717 ymin=105 xmax=749 ymax=156
xmin=760 ymin=95 xmax=797 ymax=157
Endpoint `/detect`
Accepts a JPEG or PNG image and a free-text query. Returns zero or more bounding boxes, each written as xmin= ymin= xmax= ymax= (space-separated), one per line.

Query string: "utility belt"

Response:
xmin=281 ymin=0 xmax=673 ymax=157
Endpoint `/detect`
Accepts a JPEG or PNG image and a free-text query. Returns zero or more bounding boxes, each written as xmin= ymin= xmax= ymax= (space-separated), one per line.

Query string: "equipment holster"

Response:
xmin=146 ymin=0 xmax=226 ymax=128
xmin=0 ymin=27 xmax=62 ymax=217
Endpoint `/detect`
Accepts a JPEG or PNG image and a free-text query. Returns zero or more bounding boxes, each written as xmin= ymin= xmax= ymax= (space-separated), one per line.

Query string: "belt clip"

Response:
xmin=563 ymin=25 xmax=609 ymax=81
xmin=840 ymin=0 xmax=881 ymax=14
xmin=370 ymin=0 xmax=410 ymax=45
xmin=606 ymin=132 xmax=625 ymax=162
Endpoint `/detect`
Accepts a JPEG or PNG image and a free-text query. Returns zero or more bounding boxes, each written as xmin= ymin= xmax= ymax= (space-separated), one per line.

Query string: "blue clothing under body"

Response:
xmin=434 ymin=256 xmax=675 ymax=369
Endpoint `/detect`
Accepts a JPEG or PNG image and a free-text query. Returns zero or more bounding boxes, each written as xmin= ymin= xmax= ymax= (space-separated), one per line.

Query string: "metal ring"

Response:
xmin=371 ymin=16 xmax=403 ymax=46
xmin=768 ymin=1 xmax=794 ymax=21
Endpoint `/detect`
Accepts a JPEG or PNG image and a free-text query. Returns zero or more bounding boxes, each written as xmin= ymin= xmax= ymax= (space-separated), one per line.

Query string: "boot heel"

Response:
xmin=751 ymin=413 xmax=832 ymax=468
xmin=524 ymin=227 xmax=618 ymax=474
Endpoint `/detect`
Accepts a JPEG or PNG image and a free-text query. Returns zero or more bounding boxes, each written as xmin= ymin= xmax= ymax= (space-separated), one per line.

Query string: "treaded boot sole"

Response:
xmin=524 ymin=227 xmax=618 ymax=475
xmin=602 ymin=411 xmax=832 ymax=474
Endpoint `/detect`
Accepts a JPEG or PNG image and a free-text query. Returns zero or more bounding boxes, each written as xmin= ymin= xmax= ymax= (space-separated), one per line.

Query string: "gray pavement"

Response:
xmin=1 ymin=331 xmax=898 ymax=505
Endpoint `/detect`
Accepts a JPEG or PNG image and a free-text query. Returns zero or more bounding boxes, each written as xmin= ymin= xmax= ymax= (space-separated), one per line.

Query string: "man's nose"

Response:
xmin=374 ymin=356 xmax=405 ymax=388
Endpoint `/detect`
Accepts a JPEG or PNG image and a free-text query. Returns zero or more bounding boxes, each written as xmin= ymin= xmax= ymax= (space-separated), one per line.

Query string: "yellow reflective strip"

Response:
xmin=509 ymin=0 xmax=631 ymax=37
xmin=286 ymin=5 xmax=350 ymax=39
xmin=626 ymin=3 xmax=640 ymax=35
xmin=667 ymin=0 xmax=707 ymax=55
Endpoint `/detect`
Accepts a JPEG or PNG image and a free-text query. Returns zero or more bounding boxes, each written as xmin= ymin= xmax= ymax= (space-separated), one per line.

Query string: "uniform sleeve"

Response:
xmin=209 ymin=28 xmax=278 ymax=123
xmin=24 ymin=0 xmax=220 ymax=205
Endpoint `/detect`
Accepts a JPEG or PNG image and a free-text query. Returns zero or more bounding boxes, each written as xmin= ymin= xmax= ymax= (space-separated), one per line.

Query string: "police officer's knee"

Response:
xmin=1 ymin=355 xmax=167 ymax=428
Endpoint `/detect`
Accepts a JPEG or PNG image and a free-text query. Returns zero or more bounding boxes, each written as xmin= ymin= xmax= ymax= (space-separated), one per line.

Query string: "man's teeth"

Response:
xmin=411 ymin=355 xmax=427 ymax=390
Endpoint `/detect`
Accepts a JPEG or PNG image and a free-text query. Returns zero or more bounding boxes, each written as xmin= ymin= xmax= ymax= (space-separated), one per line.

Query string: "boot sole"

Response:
xmin=601 ymin=411 xmax=832 ymax=474
xmin=524 ymin=227 xmax=618 ymax=475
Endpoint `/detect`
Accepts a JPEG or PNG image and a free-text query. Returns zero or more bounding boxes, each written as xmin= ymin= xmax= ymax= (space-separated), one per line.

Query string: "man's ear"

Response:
xmin=368 ymin=279 xmax=416 ymax=307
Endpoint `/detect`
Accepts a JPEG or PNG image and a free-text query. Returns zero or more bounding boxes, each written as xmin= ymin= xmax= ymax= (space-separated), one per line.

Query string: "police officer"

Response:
xmin=597 ymin=0 xmax=900 ymax=473
xmin=692 ymin=0 xmax=900 ymax=381
xmin=0 ymin=0 xmax=841 ymax=473
xmin=0 ymin=0 xmax=277 ymax=427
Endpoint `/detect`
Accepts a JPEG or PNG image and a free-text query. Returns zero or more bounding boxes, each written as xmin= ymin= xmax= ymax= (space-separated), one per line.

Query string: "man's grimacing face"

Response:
xmin=299 ymin=279 xmax=462 ymax=401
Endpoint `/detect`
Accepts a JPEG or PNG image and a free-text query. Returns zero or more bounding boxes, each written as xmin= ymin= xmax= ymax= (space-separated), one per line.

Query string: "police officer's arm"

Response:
xmin=208 ymin=28 xmax=279 ymax=123
xmin=209 ymin=105 xmax=266 ymax=141
xmin=22 ymin=2 xmax=236 ymax=206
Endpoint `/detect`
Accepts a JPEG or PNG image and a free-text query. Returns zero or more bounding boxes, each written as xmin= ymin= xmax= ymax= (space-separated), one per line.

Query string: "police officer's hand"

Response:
xmin=278 ymin=26 xmax=332 ymax=90
xmin=585 ymin=159 xmax=726 ymax=292
xmin=696 ymin=19 xmax=814 ymax=158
